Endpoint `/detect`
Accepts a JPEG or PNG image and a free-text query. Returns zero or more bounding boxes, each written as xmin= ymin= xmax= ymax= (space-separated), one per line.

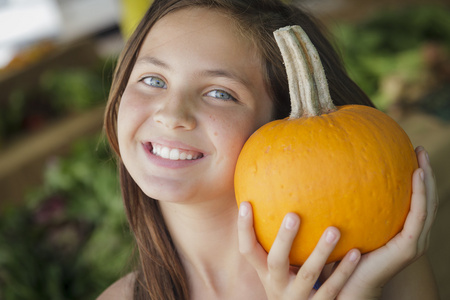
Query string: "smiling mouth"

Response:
xmin=147 ymin=143 xmax=204 ymax=161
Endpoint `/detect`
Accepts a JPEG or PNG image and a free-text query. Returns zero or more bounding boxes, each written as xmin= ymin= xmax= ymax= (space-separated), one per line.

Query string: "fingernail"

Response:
xmin=239 ymin=204 xmax=249 ymax=217
xmin=424 ymin=150 xmax=430 ymax=163
xmin=349 ymin=250 xmax=359 ymax=262
xmin=326 ymin=230 xmax=337 ymax=243
xmin=285 ymin=215 xmax=297 ymax=230
xmin=419 ymin=146 xmax=430 ymax=163
xmin=420 ymin=169 xmax=424 ymax=181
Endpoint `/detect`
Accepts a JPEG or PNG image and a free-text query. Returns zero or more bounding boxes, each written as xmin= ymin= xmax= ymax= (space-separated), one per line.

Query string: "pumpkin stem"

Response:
xmin=274 ymin=25 xmax=336 ymax=119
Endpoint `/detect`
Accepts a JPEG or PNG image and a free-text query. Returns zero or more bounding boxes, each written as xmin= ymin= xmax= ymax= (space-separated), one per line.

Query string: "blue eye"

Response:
xmin=206 ymin=90 xmax=237 ymax=101
xmin=142 ymin=76 xmax=167 ymax=89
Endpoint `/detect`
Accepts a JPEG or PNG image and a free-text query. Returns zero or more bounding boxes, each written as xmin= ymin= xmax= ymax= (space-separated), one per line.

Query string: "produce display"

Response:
xmin=234 ymin=25 xmax=418 ymax=265
xmin=333 ymin=5 xmax=450 ymax=116
xmin=0 ymin=41 xmax=55 ymax=74
xmin=0 ymin=136 xmax=131 ymax=300
xmin=0 ymin=58 xmax=113 ymax=147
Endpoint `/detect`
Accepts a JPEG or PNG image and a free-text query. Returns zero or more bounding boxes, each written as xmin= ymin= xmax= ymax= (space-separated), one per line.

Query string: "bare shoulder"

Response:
xmin=97 ymin=272 xmax=135 ymax=300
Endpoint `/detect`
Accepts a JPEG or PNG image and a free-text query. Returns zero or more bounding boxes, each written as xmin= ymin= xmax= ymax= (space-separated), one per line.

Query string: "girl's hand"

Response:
xmin=332 ymin=146 xmax=439 ymax=299
xmin=238 ymin=203 xmax=361 ymax=299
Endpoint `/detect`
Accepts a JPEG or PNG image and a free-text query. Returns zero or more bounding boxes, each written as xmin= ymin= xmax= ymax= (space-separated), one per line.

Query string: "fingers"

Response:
xmin=290 ymin=228 xmax=360 ymax=299
xmin=394 ymin=146 xmax=438 ymax=260
xmin=314 ymin=249 xmax=361 ymax=299
xmin=414 ymin=146 xmax=439 ymax=252
xmin=238 ymin=203 xmax=362 ymax=299
xmin=238 ymin=202 xmax=270 ymax=276
xmin=390 ymin=167 xmax=429 ymax=265
xmin=415 ymin=146 xmax=439 ymax=226
xmin=238 ymin=202 xmax=303 ymax=288
xmin=293 ymin=227 xmax=341 ymax=296
xmin=401 ymin=167 xmax=427 ymax=245
xmin=267 ymin=213 xmax=300 ymax=285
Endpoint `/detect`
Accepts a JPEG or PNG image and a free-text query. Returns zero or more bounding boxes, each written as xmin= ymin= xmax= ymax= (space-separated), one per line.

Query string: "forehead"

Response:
xmin=153 ymin=7 xmax=243 ymax=40
xmin=141 ymin=7 xmax=260 ymax=61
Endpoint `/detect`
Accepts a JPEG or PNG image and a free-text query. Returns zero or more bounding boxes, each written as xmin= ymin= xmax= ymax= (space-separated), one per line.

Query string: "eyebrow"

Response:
xmin=200 ymin=69 xmax=251 ymax=87
xmin=135 ymin=56 xmax=172 ymax=70
xmin=135 ymin=55 xmax=251 ymax=87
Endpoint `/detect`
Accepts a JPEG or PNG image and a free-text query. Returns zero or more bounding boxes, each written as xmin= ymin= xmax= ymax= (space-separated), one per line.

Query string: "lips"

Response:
xmin=146 ymin=142 xmax=204 ymax=161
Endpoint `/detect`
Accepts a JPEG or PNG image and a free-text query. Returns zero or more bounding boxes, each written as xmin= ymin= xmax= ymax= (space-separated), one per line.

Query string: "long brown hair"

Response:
xmin=104 ymin=0 xmax=374 ymax=299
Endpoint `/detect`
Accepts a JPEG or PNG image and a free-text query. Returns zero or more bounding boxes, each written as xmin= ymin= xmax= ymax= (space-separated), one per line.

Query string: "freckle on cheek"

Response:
xmin=214 ymin=132 xmax=218 ymax=136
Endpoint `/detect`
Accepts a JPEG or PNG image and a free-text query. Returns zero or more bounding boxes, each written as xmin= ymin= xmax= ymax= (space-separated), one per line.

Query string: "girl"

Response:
xmin=99 ymin=0 xmax=439 ymax=299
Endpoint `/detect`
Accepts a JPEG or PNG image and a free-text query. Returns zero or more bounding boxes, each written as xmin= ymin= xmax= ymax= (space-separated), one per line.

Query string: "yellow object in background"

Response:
xmin=120 ymin=0 xmax=153 ymax=39
xmin=119 ymin=0 xmax=294 ymax=39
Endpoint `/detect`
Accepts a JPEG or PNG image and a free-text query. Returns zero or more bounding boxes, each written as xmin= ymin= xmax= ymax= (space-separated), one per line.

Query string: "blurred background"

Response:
xmin=0 ymin=0 xmax=449 ymax=299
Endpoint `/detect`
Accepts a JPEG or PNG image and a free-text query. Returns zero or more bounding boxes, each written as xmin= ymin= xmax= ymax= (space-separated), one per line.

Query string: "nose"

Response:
xmin=153 ymin=93 xmax=197 ymax=130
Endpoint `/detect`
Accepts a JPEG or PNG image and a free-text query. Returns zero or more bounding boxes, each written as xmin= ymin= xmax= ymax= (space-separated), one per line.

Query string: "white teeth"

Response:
xmin=161 ymin=147 xmax=170 ymax=158
xmin=169 ymin=149 xmax=179 ymax=160
xmin=151 ymin=144 xmax=202 ymax=161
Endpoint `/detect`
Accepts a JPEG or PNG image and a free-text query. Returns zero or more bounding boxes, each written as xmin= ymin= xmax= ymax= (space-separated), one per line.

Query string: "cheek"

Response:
xmin=214 ymin=114 xmax=262 ymax=158
xmin=117 ymin=89 xmax=148 ymax=143
xmin=117 ymin=103 xmax=132 ymax=148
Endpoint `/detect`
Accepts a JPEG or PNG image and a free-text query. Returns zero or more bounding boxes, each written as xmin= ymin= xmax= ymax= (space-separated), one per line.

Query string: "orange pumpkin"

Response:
xmin=234 ymin=25 xmax=418 ymax=265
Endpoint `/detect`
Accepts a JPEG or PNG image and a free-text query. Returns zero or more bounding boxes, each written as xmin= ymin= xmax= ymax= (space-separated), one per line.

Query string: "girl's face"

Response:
xmin=118 ymin=8 xmax=273 ymax=204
